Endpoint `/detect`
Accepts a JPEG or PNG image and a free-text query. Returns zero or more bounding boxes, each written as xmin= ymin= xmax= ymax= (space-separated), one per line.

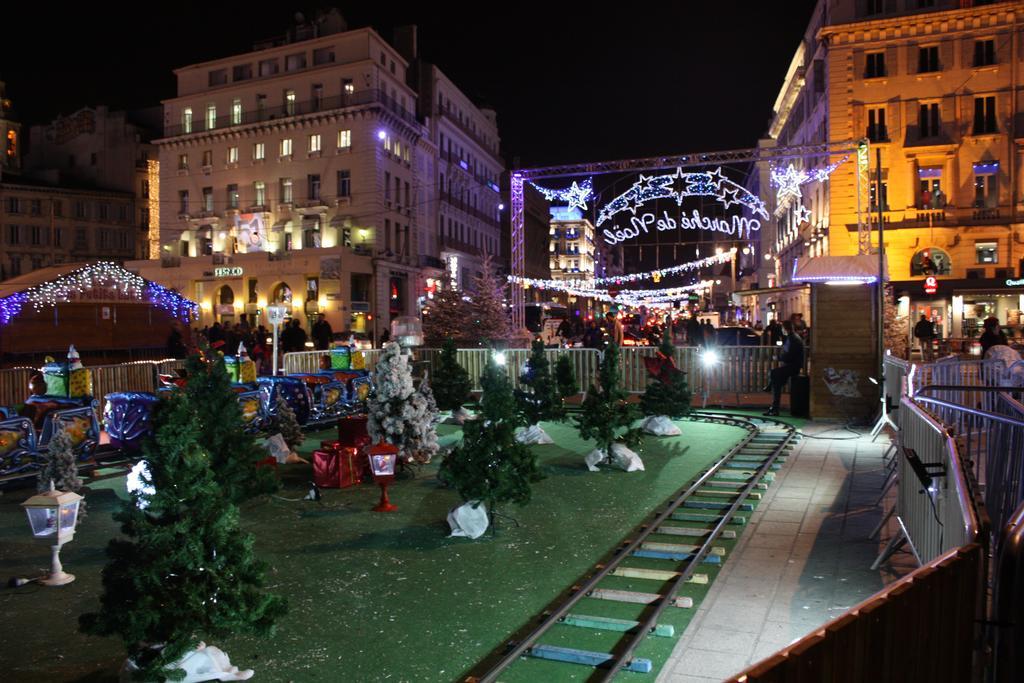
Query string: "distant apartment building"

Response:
xmin=0 ymin=85 xmax=138 ymax=280
xmin=24 ymin=106 xmax=159 ymax=259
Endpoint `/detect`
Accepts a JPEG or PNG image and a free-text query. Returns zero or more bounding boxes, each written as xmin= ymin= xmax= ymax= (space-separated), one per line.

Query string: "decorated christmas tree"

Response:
xmin=367 ymin=342 xmax=439 ymax=464
xmin=555 ymin=354 xmax=579 ymax=398
xmin=438 ymin=355 xmax=542 ymax=532
xmin=80 ymin=392 xmax=285 ymax=681
xmin=270 ymin=394 xmax=305 ymax=451
xmin=883 ymin=285 xmax=909 ymax=359
xmin=431 ymin=338 xmax=472 ymax=417
xmin=184 ymin=354 xmax=278 ymax=503
xmin=37 ymin=429 xmax=86 ymax=523
xmin=423 ymin=288 xmax=472 ymax=346
xmin=515 ymin=339 xmax=563 ymax=443
xmin=639 ymin=332 xmax=691 ymax=435
xmin=575 ymin=342 xmax=643 ymax=469
xmin=467 ymin=255 xmax=510 ymax=344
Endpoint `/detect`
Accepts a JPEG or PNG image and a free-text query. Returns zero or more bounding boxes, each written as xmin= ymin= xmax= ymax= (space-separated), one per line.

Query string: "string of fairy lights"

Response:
xmin=0 ymin=262 xmax=198 ymax=325
xmin=510 ymin=248 xmax=737 ymax=290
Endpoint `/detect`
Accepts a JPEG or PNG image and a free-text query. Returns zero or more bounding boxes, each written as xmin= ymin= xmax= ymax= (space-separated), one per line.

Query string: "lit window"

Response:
xmin=231 ymin=98 xmax=243 ymax=125
xmin=227 ymin=146 xmax=239 ymax=164
xmin=254 ymin=181 xmax=266 ymax=207
xmin=975 ymin=241 xmax=999 ymax=264
xmin=182 ymin=107 xmax=193 ymax=134
xmin=281 ymin=138 xmax=293 ymax=157
xmin=206 ymin=104 xmax=217 ymax=130
xmin=284 ymin=90 xmax=296 ymax=115
xmin=973 ymin=161 xmax=999 ymax=208
xmin=253 ymin=142 xmax=265 ymax=161
xmin=178 ymin=153 xmax=188 ymax=170
xmin=308 ymin=133 xmax=321 ymax=154
xmin=337 ymin=129 xmax=351 ymax=149
xmin=280 ymin=177 xmax=293 ymax=204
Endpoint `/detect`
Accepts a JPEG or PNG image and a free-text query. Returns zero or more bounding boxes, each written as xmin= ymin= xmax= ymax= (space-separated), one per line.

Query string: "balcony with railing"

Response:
xmin=438 ymin=108 xmax=503 ymax=163
xmin=163 ymin=89 xmax=418 ymax=137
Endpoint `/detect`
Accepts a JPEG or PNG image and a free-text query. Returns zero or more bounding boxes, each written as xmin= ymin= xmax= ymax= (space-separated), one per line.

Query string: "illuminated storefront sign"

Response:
xmin=1006 ymin=278 xmax=1024 ymax=287
xmin=924 ymin=276 xmax=938 ymax=294
xmin=214 ymin=267 xmax=244 ymax=277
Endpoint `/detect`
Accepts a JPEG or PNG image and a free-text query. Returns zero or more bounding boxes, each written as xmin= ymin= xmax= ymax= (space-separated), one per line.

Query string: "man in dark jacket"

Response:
xmin=765 ymin=320 xmax=805 ymax=416
xmin=913 ymin=314 xmax=936 ymax=361
xmin=312 ymin=313 xmax=333 ymax=350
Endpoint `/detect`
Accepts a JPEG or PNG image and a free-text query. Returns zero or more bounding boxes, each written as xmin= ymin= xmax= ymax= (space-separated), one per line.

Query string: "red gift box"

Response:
xmin=338 ymin=415 xmax=370 ymax=448
xmin=256 ymin=456 xmax=279 ymax=472
xmin=312 ymin=447 xmax=364 ymax=488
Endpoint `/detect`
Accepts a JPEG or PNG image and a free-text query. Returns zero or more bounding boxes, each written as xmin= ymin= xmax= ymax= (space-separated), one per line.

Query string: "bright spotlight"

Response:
xmin=701 ymin=350 xmax=719 ymax=367
xmin=493 ymin=351 xmax=507 ymax=366
xmin=377 ymin=130 xmax=387 ymax=140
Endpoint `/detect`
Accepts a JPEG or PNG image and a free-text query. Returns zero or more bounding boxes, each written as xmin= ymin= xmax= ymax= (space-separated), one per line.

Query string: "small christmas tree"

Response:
xmin=438 ymin=356 xmax=542 ymax=531
xmin=883 ymin=285 xmax=909 ymax=359
xmin=270 ymin=394 xmax=305 ymax=451
xmin=467 ymin=255 xmax=510 ymax=344
xmin=640 ymin=333 xmax=692 ymax=420
xmin=555 ymin=354 xmax=579 ymax=398
xmin=423 ymin=289 xmax=472 ymax=346
xmin=367 ymin=342 xmax=439 ymax=464
xmin=516 ymin=339 xmax=564 ymax=426
xmin=183 ymin=354 xmax=277 ymax=504
xmin=431 ymin=338 xmax=472 ymax=415
xmin=575 ymin=342 xmax=642 ymax=465
xmin=80 ymin=392 xmax=286 ymax=681
xmin=37 ymin=429 xmax=86 ymax=523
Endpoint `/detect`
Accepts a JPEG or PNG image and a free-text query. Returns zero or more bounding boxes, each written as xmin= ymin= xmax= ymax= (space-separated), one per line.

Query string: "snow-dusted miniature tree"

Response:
xmin=467 ymin=255 xmax=510 ymax=344
xmin=270 ymin=394 xmax=305 ymax=451
xmin=37 ymin=429 xmax=86 ymax=523
xmin=514 ymin=339 xmax=563 ymax=443
xmin=367 ymin=342 xmax=439 ymax=464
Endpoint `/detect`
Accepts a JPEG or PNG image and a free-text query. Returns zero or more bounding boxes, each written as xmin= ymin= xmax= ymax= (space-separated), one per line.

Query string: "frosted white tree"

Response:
xmin=367 ymin=342 xmax=439 ymax=464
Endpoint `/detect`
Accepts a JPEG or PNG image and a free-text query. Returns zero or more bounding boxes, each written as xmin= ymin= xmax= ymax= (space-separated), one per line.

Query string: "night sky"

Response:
xmin=0 ymin=2 xmax=816 ymax=168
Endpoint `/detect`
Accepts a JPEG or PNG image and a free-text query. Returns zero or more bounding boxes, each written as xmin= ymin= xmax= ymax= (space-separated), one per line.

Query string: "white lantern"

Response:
xmin=21 ymin=484 xmax=83 ymax=586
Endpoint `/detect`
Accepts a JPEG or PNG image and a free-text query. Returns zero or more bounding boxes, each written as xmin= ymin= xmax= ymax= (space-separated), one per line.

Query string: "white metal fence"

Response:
xmin=283 ymin=345 xmax=781 ymax=396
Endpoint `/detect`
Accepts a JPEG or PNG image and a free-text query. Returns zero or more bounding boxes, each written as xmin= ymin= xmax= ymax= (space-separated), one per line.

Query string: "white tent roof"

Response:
xmin=792 ymin=255 xmax=887 ymax=283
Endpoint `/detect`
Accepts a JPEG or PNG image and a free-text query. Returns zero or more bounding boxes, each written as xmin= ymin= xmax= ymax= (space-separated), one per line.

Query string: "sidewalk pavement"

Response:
xmin=656 ymin=421 xmax=915 ymax=683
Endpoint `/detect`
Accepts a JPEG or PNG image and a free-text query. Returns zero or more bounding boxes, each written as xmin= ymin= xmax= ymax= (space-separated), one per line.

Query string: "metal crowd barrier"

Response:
xmin=282 ymin=349 xmax=382 ymax=375
xmin=880 ymin=396 xmax=988 ymax=567
xmin=993 ymin=501 xmax=1024 ymax=682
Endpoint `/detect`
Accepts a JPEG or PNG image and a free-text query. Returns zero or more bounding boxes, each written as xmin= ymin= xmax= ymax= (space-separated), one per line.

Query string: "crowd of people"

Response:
xmin=165 ymin=312 xmax=341 ymax=375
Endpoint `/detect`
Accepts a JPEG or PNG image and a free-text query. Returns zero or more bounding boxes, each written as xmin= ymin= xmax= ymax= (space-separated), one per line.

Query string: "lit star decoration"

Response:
xmin=531 ymin=178 xmax=594 ymax=211
xmin=0 ymin=262 xmax=199 ymax=325
xmin=769 ymin=157 xmax=848 ymax=206
xmin=510 ymin=249 xmax=736 ymax=289
xmin=794 ymin=203 xmax=813 ymax=225
xmin=596 ymin=167 xmax=768 ymax=227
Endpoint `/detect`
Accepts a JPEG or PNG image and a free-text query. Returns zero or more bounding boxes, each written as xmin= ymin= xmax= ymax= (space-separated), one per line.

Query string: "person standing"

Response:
xmin=686 ymin=315 xmax=703 ymax=347
xmin=702 ymin=318 xmax=716 ymax=346
xmin=605 ymin=311 xmax=624 ymax=347
xmin=312 ymin=313 xmax=333 ymax=351
xmin=980 ymin=316 xmax=1008 ymax=356
xmin=764 ymin=320 xmax=805 ymax=416
xmin=913 ymin=313 xmax=936 ymax=361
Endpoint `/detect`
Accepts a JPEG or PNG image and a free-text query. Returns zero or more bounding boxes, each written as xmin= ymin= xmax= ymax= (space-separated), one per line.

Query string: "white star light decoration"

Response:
xmin=769 ymin=157 xmax=849 ymax=207
xmin=531 ymin=178 xmax=594 ymax=211
xmin=596 ymin=166 xmax=768 ymax=227
xmin=794 ymin=204 xmax=812 ymax=224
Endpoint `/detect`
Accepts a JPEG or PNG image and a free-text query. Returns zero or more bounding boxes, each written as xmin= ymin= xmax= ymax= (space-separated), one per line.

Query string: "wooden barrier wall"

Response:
xmin=810 ymin=282 xmax=879 ymax=419
xmin=727 ymin=544 xmax=984 ymax=683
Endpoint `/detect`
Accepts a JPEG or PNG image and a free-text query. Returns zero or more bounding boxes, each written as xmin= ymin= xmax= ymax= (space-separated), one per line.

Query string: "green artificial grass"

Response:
xmin=0 ymin=418 xmax=748 ymax=682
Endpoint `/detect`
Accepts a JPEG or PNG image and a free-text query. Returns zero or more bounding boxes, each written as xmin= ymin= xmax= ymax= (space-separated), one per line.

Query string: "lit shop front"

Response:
xmin=892 ymin=276 xmax=1024 ymax=342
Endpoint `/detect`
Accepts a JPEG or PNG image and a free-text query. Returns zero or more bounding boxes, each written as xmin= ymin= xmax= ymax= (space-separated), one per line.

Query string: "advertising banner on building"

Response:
xmin=235 ymin=213 xmax=266 ymax=250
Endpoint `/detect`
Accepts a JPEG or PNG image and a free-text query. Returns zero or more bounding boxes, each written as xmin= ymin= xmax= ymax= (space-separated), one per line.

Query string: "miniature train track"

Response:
xmin=467 ymin=412 xmax=797 ymax=682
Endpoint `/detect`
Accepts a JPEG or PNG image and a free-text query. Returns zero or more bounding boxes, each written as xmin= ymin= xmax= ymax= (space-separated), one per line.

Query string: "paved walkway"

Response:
xmin=657 ymin=422 xmax=914 ymax=683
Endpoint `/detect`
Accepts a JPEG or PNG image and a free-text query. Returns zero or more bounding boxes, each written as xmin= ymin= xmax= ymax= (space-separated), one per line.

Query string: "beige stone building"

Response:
xmin=127 ymin=13 xmax=504 ymax=341
xmin=823 ymin=0 xmax=1024 ymax=339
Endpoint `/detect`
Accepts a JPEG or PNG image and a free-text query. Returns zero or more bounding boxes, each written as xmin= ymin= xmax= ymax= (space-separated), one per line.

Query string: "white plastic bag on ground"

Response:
xmin=642 ymin=415 xmax=681 ymax=436
xmin=264 ymin=434 xmax=291 ymax=464
xmin=516 ymin=424 xmax=553 ymax=444
xmin=610 ymin=443 xmax=645 ymax=472
xmin=121 ymin=642 xmax=253 ymax=682
xmin=447 ymin=500 xmax=489 ymax=539
xmin=584 ymin=448 xmax=606 ymax=472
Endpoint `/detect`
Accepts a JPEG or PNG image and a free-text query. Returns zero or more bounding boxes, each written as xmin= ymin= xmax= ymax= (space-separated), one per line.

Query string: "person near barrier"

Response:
xmin=914 ymin=314 xmax=936 ymax=361
xmin=980 ymin=316 xmax=1008 ymax=356
xmin=763 ymin=320 xmax=805 ymax=417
